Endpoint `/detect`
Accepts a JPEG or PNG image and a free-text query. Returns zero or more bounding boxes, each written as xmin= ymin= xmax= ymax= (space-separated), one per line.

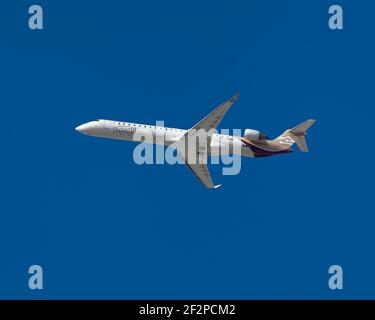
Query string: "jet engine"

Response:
xmin=244 ymin=129 xmax=268 ymax=141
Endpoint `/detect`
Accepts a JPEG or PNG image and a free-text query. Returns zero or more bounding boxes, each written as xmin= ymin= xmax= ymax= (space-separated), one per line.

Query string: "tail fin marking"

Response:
xmin=276 ymin=119 xmax=316 ymax=153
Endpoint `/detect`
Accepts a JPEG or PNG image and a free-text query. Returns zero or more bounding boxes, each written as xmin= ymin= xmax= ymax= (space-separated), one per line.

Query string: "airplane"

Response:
xmin=75 ymin=94 xmax=315 ymax=189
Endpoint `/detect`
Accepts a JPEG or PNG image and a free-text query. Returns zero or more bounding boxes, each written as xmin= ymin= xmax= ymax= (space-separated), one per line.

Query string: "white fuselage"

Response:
xmin=74 ymin=92 xmax=313 ymax=189
xmin=75 ymin=119 xmax=254 ymax=157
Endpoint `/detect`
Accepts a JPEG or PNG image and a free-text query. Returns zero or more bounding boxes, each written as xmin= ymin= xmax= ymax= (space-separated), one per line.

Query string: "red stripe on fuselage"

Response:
xmin=240 ymin=138 xmax=292 ymax=157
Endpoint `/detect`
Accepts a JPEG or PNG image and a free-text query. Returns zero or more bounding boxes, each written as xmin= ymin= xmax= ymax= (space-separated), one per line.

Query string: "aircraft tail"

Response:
xmin=275 ymin=119 xmax=316 ymax=152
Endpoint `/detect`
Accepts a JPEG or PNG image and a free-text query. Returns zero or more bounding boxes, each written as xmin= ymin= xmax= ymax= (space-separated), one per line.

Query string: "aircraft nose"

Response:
xmin=75 ymin=124 xmax=85 ymax=133
xmin=75 ymin=123 xmax=91 ymax=134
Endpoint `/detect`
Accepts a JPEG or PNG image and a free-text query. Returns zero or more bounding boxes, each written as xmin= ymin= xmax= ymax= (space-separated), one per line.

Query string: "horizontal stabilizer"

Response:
xmin=289 ymin=119 xmax=316 ymax=135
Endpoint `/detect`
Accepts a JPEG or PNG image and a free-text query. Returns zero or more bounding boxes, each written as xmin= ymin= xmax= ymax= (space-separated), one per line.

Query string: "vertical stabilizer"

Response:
xmin=276 ymin=119 xmax=316 ymax=152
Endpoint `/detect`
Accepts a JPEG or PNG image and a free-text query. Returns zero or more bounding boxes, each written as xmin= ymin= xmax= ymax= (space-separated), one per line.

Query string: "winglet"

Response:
xmin=214 ymin=184 xmax=222 ymax=189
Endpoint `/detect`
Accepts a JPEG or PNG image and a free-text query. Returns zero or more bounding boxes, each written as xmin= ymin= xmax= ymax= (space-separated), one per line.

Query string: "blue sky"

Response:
xmin=1 ymin=0 xmax=375 ymax=299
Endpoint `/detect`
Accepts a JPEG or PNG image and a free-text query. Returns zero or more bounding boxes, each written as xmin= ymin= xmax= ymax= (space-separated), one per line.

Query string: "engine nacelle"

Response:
xmin=244 ymin=129 xmax=267 ymax=141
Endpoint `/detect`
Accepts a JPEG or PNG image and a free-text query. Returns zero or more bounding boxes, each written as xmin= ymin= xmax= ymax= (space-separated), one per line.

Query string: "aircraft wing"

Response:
xmin=187 ymin=93 xmax=239 ymax=135
xmin=177 ymin=150 xmax=221 ymax=189
xmin=176 ymin=93 xmax=239 ymax=188
xmin=184 ymin=161 xmax=221 ymax=189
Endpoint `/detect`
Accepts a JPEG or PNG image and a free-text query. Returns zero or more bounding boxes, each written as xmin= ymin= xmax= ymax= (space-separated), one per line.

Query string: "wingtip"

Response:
xmin=229 ymin=93 xmax=240 ymax=103
xmin=214 ymin=184 xmax=222 ymax=189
